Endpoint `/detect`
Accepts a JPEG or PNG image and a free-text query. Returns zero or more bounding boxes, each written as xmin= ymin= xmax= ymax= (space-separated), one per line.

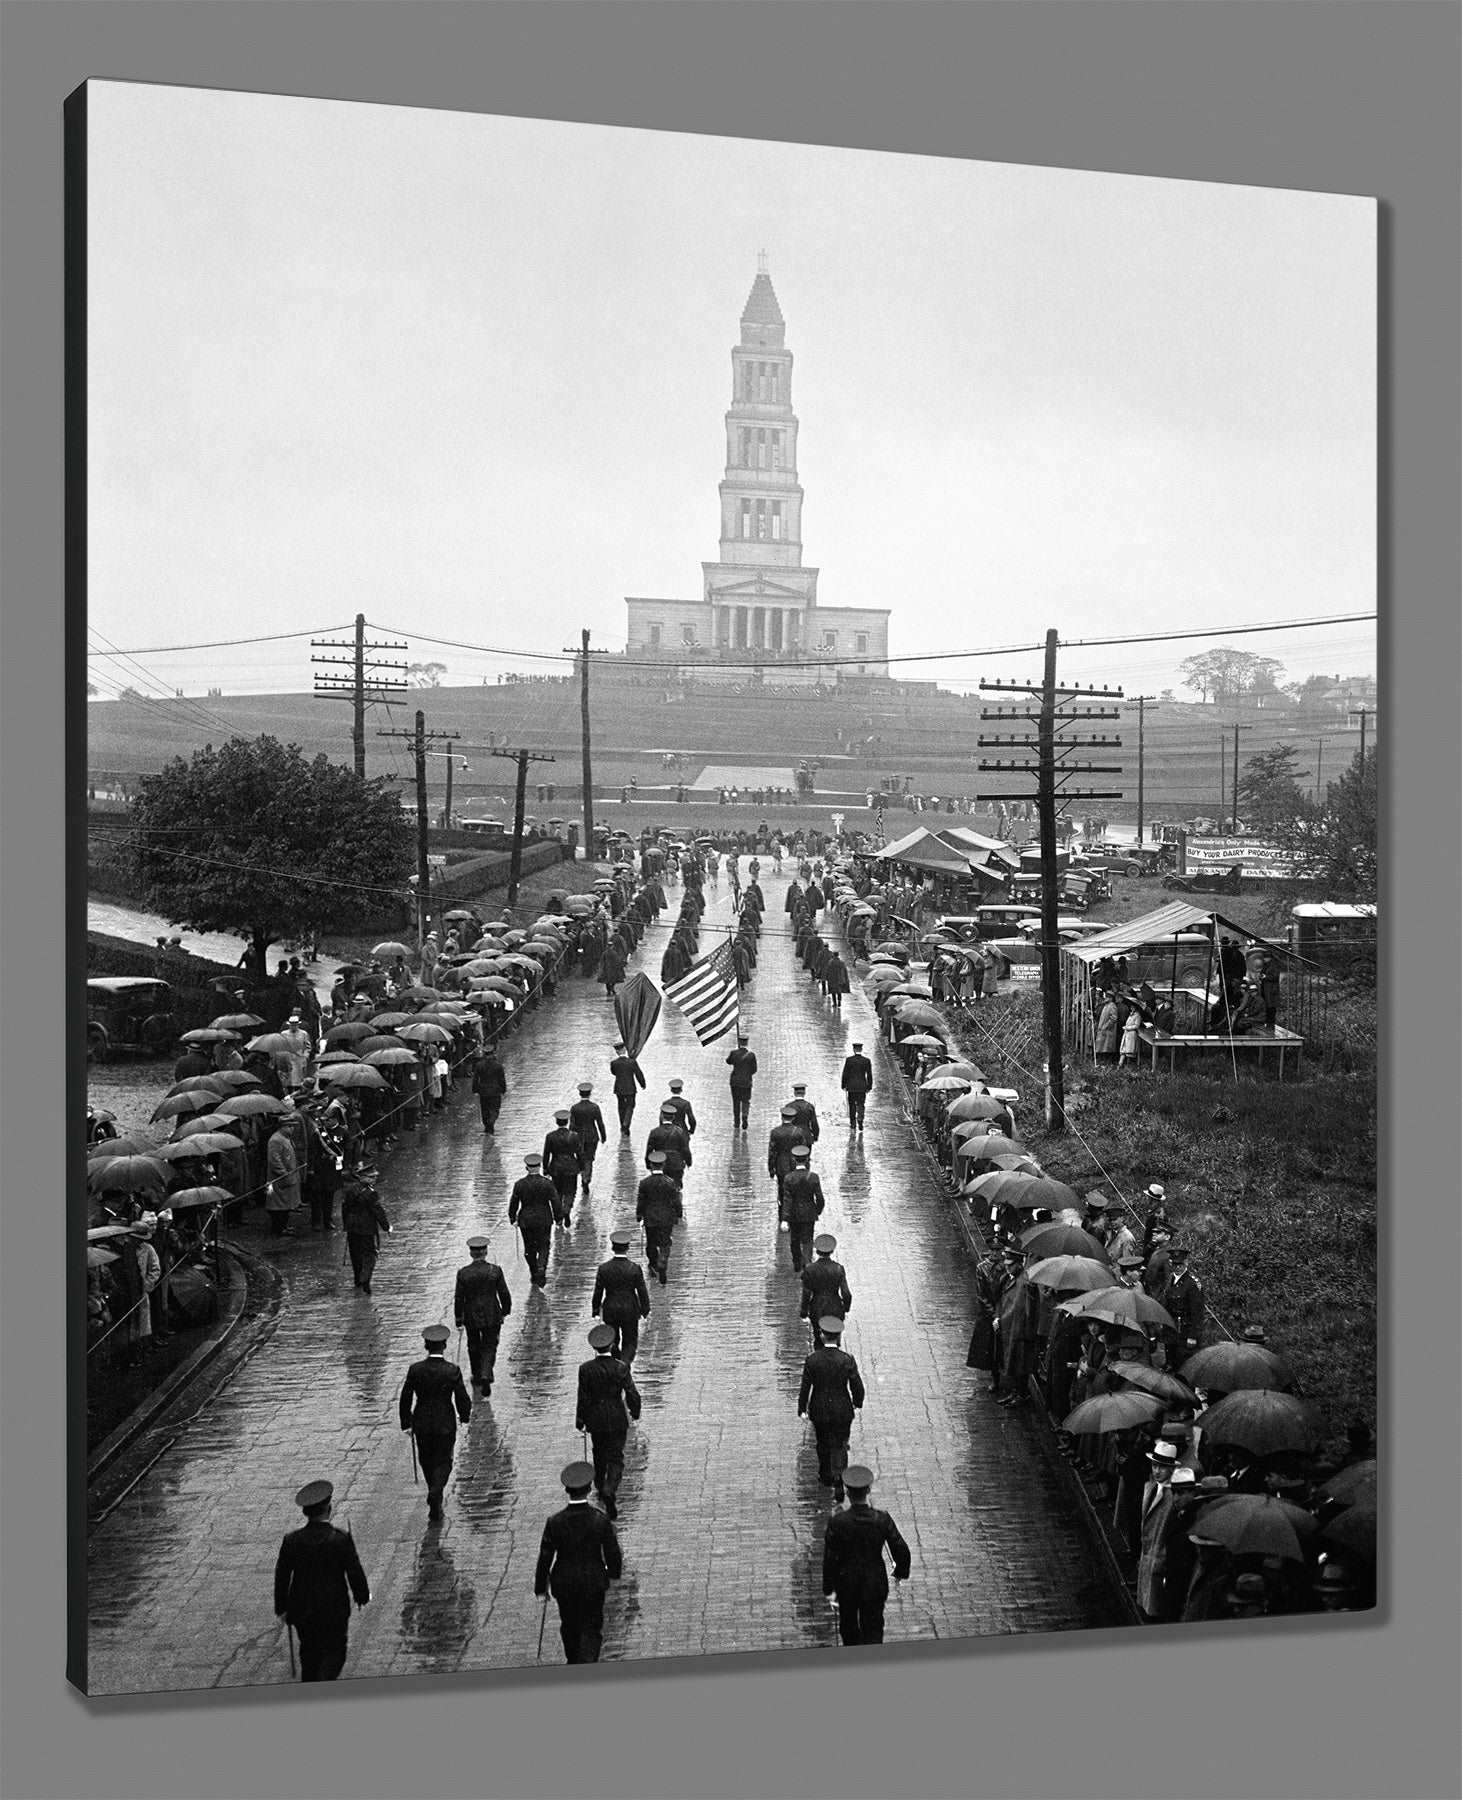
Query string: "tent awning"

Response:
xmin=1060 ymin=901 xmax=1296 ymax=964
xmin=871 ymin=829 xmax=976 ymax=875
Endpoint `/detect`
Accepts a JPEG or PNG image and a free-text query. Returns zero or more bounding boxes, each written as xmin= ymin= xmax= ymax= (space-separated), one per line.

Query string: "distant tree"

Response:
xmin=1179 ymin=648 xmax=1286 ymax=705
xmin=1285 ymin=672 xmax=1339 ymax=709
xmin=128 ymin=735 xmax=415 ymax=976
xmin=408 ymin=661 xmax=447 ymax=688
xmin=1237 ymin=744 xmax=1311 ymax=834
xmin=1160 ymin=689 xmax=1175 ymax=702
xmin=117 ymin=686 xmax=143 ymax=702
xmin=1274 ymin=747 xmax=1378 ymax=903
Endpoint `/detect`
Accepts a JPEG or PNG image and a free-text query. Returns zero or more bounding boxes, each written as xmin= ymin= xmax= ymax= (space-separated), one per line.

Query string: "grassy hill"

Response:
xmin=87 ymin=671 xmax=1367 ymax=826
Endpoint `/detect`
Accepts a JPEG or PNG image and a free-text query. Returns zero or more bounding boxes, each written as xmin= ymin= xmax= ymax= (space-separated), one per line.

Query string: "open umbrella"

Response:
xmin=1026 ymin=1255 xmax=1115 ymax=1293
xmin=319 ymin=1063 xmax=390 ymax=1090
xmin=919 ymin=1072 xmax=970 ymax=1093
xmin=961 ymin=1150 xmax=1036 ymax=1190
xmin=364 ymin=1047 xmax=422 ymax=1067
xmin=369 ymin=1011 xmax=417 ymax=1028
xmin=150 ymin=1089 xmax=224 ymax=1123
xmin=442 ymin=908 xmax=479 ymax=925
xmin=88 ymin=1224 xmax=137 ymax=1241
xmin=394 ymin=984 xmax=441 ymax=1002
xmin=1062 ymin=1391 xmax=1166 ymax=1434
xmin=155 ymin=1135 xmax=239 ymax=1162
xmin=1108 ymin=1361 xmax=1199 ymax=1406
xmin=899 ymin=1033 xmax=948 ymax=1053
xmin=370 ymin=941 xmax=415 ymax=960
xmin=1059 ymin=1285 xmax=1176 ymax=1333
xmin=1317 ymin=1483 xmax=1376 ymax=1560
xmin=396 ymin=1021 xmax=452 ymax=1045
xmin=929 ymin=1062 xmax=988 ymax=1084
xmin=246 ymin=1032 xmax=297 ymax=1055
xmin=1020 ymin=1221 xmax=1109 ymax=1262
xmin=172 ymin=1113 xmax=238 ymax=1138
xmin=316 ymin=1048 xmax=362 ymax=1066
xmin=1317 ymin=1459 xmax=1376 ymax=1507
xmin=87 ymin=1245 xmax=120 ymax=1268
xmin=1180 ymin=1342 xmax=1293 ymax=1393
xmin=862 ymin=967 xmax=906 ymax=990
xmin=323 ymin=1022 xmax=376 ymax=1046
xmin=871 ymin=941 xmax=911 ymax=959
xmin=355 ymin=1034 xmax=407 ymax=1053
xmin=889 ymin=1001 xmax=947 ymax=1033
xmin=946 ymin=1093 xmax=1005 ymax=1123
xmin=1197 ymin=1493 xmax=1318 ymax=1562
xmin=179 ymin=1027 xmax=240 ymax=1046
xmin=164 ymin=1185 xmax=235 ymax=1210
xmin=209 ymin=1012 xmax=266 ymax=1033
xmin=164 ymin=1075 xmax=231 ymax=1099
xmin=886 ymin=983 xmax=935 ymax=1001
xmin=951 ymin=1118 xmax=999 ymax=1144
xmin=1197 ymin=1390 xmax=1321 ymax=1457
xmin=87 ymin=1155 xmax=169 ymax=1194
xmin=216 ymin=1093 xmax=287 ymax=1119
xmin=87 ymin=1135 xmax=157 ymax=1159
xmin=205 ymin=1070 xmax=263 ymax=1092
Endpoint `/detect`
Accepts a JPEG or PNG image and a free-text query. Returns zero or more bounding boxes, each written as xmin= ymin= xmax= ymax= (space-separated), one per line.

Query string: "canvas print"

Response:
xmin=75 ymin=81 xmax=1377 ymax=1693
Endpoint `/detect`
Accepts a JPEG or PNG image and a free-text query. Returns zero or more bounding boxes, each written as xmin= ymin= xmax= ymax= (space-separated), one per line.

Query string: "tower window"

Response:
xmin=822 ymin=629 xmax=837 ymax=652
xmin=648 ymin=624 xmax=662 ymax=649
xmin=743 ymin=364 xmax=754 ymax=401
xmin=740 ymin=499 xmax=753 ymax=539
xmin=755 ymin=500 xmax=769 ymax=540
xmin=740 ymin=427 xmax=752 ymax=466
xmin=771 ymin=432 xmax=783 ymax=469
xmin=682 ymin=624 xmax=697 ymax=647
xmin=771 ymin=501 xmax=783 ymax=541
xmin=855 ymin=632 xmax=869 ymax=655
xmin=756 ymin=428 xmax=767 ymax=468
xmin=770 ymin=365 xmax=781 ymax=402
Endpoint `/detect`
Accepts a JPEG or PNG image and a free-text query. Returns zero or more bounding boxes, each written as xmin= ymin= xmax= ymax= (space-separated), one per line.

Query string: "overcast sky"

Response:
xmin=86 ymin=81 xmax=1376 ymax=700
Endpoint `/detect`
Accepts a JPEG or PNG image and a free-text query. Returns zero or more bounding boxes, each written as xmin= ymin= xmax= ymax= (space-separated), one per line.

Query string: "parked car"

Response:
xmin=86 ymin=977 xmax=177 ymax=1062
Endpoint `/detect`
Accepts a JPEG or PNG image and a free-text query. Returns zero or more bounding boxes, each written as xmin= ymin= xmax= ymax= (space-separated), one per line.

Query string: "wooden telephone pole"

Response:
xmin=979 ymin=631 xmax=1123 ymax=1132
xmin=564 ymin=631 xmax=610 ymax=861
xmin=377 ymin=712 xmax=460 ymax=946
xmin=489 ymin=747 xmax=556 ymax=906
xmin=312 ymin=615 xmax=409 ymax=777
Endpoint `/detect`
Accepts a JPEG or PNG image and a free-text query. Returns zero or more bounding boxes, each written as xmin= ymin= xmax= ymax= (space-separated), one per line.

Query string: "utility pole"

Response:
xmin=1129 ymin=695 xmax=1156 ymax=847
xmin=1231 ymin=723 xmax=1250 ymax=833
xmin=978 ymin=634 xmax=1123 ymax=1132
xmin=564 ymin=631 xmax=609 ymax=860
xmin=1348 ymin=706 xmax=1371 ymax=770
xmin=312 ymin=615 xmax=409 ymax=777
xmin=489 ymin=747 xmax=556 ymax=906
xmin=426 ymin=751 xmax=468 ymax=828
xmin=378 ymin=713 xmax=460 ymax=946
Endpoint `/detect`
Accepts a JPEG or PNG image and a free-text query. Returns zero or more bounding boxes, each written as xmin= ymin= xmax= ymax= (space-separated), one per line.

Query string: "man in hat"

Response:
xmin=725 ymin=1032 xmax=758 ymax=1131
xmin=1102 ymin=1206 xmax=1140 ymax=1267
xmin=840 ymin=1042 xmax=874 ymax=1131
xmin=663 ymin=1077 xmax=697 ymax=1139
xmin=569 ymin=1082 xmax=608 ymax=1193
xmin=1143 ymin=1224 xmax=1175 ymax=1308
xmin=453 ymin=1235 xmax=513 ymax=1395
xmin=543 ymin=1110 xmax=585 ymax=1225
xmin=471 ymin=1042 xmax=507 ymax=1134
xmin=821 ymin=1465 xmax=911 ymax=1646
xmin=800 ymin=1235 xmax=853 ymax=1346
xmin=645 ymin=1106 xmax=692 ymax=1190
xmin=768 ymin=1105 xmax=808 ymax=1215
xmin=781 ymin=1144 xmax=827 ymax=1273
xmin=797 ymin=1317 xmax=866 ymax=1500
xmin=608 ymin=1040 xmax=646 ymax=1134
xmin=399 ymin=1324 xmax=472 ymax=1520
xmin=1224 ymin=1571 xmax=1271 ymax=1620
xmin=273 ymin=1479 xmax=371 ymax=1681
xmin=508 ymin=1153 xmax=562 ymax=1286
xmin=1141 ymin=1183 xmax=1170 ymax=1256
xmin=576 ymin=1324 xmax=642 ymax=1520
xmin=278 ymin=1013 xmax=313 ymax=1090
xmin=1165 ymin=1245 xmax=1205 ymax=1364
xmin=533 ymin=1460 xmax=623 ymax=1664
xmin=339 ymin=1168 xmax=391 ymax=1295
xmin=635 ymin=1150 xmax=684 ymax=1285
xmin=967 ymin=1244 xmax=1014 ymax=1395
xmin=592 ymin=1230 xmax=652 ymax=1364
xmin=787 ymin=1083 xmax=820 ymax=1146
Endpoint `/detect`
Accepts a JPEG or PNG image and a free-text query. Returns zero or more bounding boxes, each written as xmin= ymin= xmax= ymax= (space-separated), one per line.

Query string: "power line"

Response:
xmin=86 ymin=625 xmax=354 ymax=656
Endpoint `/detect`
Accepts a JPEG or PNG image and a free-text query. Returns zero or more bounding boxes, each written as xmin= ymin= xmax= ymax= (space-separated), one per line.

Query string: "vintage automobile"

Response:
xmin=1162 ymin=864 xmax=1244 ymax=896
xmin=86 ymin=976 xmax=177 ymax=1061
xmin=1288 ymin=902 xmax=1377 ymax=976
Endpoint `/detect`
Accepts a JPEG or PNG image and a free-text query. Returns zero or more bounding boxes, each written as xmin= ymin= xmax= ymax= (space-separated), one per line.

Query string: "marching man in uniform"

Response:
xmin=508 ymin=1152 xmax=562 ymax=1287
xmin=398 ymin=1323 xmax=472 ymax=1521
xmin=273 ymin=1478 xmax=370 ymax=1682
xmin=801 ymin=1233 xmax=853 ymax=1345
xmin=608 ymin=1039 xmax=646 ymax=1134
xmin=797 ymin=1316 xmax=865 ymax=1501
xmin=576 ymin=1323 xmax=641 ymax=1521
xmin=840 ymin=1041 xmax=874 ymax=1132
xmin=533 ymin=1460 xmax=623 ymax=1665
xmin=453 ymin=1235 xmax=512 ymax=1396
xmin=591 ymin=1228 xmax=652 ymax=1364
xmin=821 ymin=1465 xmax=912 ymax=1646
xmin=569 ymin=1081 xmax=608 ymax=1194
xmin=635 ymin=1148 xmax=684 ymax=1285
xmin=781 ymin=1143 xmax=826 ymax=1273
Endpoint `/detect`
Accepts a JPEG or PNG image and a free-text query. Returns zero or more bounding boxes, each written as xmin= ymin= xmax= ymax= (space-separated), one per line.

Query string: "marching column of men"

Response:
xmin=273 ymin=856 xmax=916 ymax=1674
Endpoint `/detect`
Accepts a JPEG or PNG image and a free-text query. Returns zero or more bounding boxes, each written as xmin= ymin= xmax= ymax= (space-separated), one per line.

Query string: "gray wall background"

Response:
xmin=3 ymin=4 xmax=1458 ymax=1797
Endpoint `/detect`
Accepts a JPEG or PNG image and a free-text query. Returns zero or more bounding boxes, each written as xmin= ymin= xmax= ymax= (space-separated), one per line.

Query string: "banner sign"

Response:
xmin=1182 ymin=837 xmax=1310 ymax=879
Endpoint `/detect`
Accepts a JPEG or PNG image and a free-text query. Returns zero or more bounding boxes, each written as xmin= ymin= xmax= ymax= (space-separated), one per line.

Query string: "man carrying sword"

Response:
xmin=272 ymin=1479 xmax=370 ymax=1681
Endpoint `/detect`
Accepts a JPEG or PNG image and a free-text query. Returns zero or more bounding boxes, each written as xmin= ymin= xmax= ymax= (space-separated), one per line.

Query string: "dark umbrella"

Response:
xmin=205 ymin=1070 xmax=264 ymax=1092
xmin=1317 ymin=1459 xmax=1377 ymax=1507
xmin=159 ymin=1130 xmax=242 ymax=1158
xmin=246 ymin=1032 xmax=297 ymax=1055
xmin=363 ymin=1047 xmax=420 ymax=1067
xmin=316 ymin=1048 xmax=363 ymax=1065
xmin=394 ymin=984 xmax=441 ymax=1002
xmin=1318 ymin=1497 xmax=1376 ymax=1561
xmin=164 ymin=1075 xmax=231 ymax=1099
xmin=1198 ymin=1493 xmax=1318 ymax=1561
xmin=356 ymin=1033 xmax=408 ymax=1053
xmin=370 ymin=941 xmax=415 ymax=960
xmin=1062 ymin=1391 xmax=1166 ymax=1434
xmin=370 ymin=1012 xmax=418 ymax=1029
xmin=164 ymin=1184 xmax=235 ymax=1210
xmin=323 ymin=1022 xmax=377 ymax=1046
xmin=150 ymin=1090 xmax=221 ymax=1123
xmin=179 ymin=1027 xmax=240 ymax=1046
xmin=967 ymin=1169 xmax=1071 ymax=1210
xmin=216 ymin=1093 xmax=287 ymax=1119
xmin=947 ymin=1093 xmax=1006 ymax=1122
xmin=1197 ymin=1390 xmax=1322 ymax=1457
xmin=86 ymin=1155 xmax=169 ymax=1194
xmin=1020 ymin=1222 xmax=1109 ymax=1262
xmin=396 ymin=1021 xmax=452 ymax=1044
xmin=1026 ymin=1255 xmax=1114 ymax=1293
xmin=319 ymin=1063 xmax=390 ymax=1090
xmin=1108 ymin=1360 xmax=1199 ymax=1406
xmin=209 ymin=1012 xmax=266 ymax=1033
xmin=1180 ymin=1342 xmax=1293 ymax=1393
xmin=172 ymin=1112 xmax=237 ymax=1137
xmin=1059 ymin=1286 xmax=1176 ymax=1333
xmin=87 ymin=1135 xmax=157 ymax=1159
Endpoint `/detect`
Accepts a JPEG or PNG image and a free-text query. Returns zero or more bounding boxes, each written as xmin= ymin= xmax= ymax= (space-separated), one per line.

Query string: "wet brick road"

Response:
xmin=85 ymin=870 xmax=1122 ymax=1693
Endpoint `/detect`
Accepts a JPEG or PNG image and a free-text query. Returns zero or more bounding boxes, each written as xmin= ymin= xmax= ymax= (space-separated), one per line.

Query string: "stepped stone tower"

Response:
xmin=625 ymin=260 xmax=889 ymax=678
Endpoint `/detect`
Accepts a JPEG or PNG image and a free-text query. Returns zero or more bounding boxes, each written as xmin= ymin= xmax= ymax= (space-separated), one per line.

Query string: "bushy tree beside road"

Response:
xmin=129 ymin=736 xmax=415 ymax=975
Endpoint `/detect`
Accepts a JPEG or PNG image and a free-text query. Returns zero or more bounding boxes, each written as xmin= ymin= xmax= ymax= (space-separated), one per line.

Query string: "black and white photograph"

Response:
xmin=75 ymin=80 xmax=1378 ymax=1697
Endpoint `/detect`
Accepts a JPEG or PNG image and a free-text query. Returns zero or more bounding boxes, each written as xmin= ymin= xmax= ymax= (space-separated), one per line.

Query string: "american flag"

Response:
xmin=663 ymin=939 xmax=740 ymax=1046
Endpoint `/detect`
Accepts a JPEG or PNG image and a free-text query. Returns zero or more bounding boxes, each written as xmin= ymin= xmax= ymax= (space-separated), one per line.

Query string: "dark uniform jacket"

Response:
xmin=663 ymin=1095 xmax=697 ymax=1136
xmin=569 ymin=1098 xmax=608 ymax=1149
xmin=822 ymin=1504 xmax=911 ymax=1599
xmin=509 ymin=1172 xmax=563 ymax=1229
xmin=1166 ymin=1269 xmax=1205 ymax=1343
xmin=454 ymin=1259 xmax=512 ymax=1330
xmin=800 ymin=1256 xmax=853 ymax=1322
xmin=534 ymin=1502 xmax=622 ymax=1599
xmin=635 ymin=1173 xmax=683 ymax=1231
xmin=788 ymin=1099 xmax=820 ymax=1144
xmin=274 ymin=1518 xmax=370 ymax=1628
xmin=542 ymin=1127 xmax=584 ymax=1178
xmin=398 ymin=1355 xmax=472 ymax=1439
xmin=798 ymin=1345 xmax=865 ymax=1427
xmin=767 ymin=1122 xmax=808 ymax=1181
xmin=576 ymin=1353 xmax=642 ymax=1436
xmin=781 ymin=1169 xmax=827 ymax=1226
xmin=592 ymin=1256 xmax=651 ymax=1326
xmin=339 ymin=1181 xmax=391 ymax=1242
xmin=726 ymin=1047 xmax=758 ymax=1091
xmin=645 ymin=1122 xmax=691 ymax=1181
xmin=471 ymin=1054 xmax=507 ymax=1097
xmin=840 ymin=1054 xmax=874 ymax=1096
xmin=609 ymin=1054 xmax=646 ymax=1098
